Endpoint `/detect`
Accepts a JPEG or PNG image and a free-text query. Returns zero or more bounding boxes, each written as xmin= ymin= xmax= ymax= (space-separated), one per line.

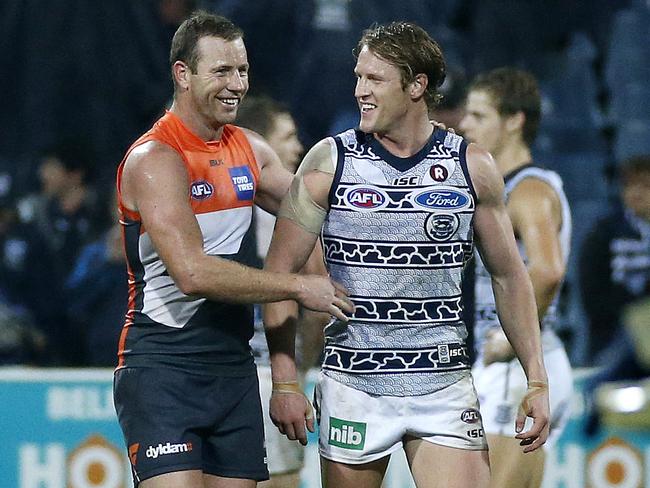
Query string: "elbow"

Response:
xmin=172 ymin=264 xmax=206 ymax=296
xmin=532 ymin=263 xmax=566 ymax=295
xmin=175 ymin=273 xmax=202 ymax=296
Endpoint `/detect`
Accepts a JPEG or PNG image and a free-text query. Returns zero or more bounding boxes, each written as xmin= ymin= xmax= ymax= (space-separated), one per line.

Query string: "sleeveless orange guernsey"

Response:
xmin=115 ymin=111 xmax=260 ymax=374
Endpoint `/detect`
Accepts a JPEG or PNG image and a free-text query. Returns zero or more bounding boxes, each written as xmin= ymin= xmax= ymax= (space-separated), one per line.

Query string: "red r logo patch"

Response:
xmin=430 ymin=164 xmax=449 ymax=182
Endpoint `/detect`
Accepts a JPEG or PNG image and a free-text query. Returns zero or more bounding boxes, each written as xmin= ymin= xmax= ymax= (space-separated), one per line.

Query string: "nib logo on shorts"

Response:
xmin=145 ymin=441 xmax=193 ymax=459
xmin=328 ymin=417 xmax=366 ymax=450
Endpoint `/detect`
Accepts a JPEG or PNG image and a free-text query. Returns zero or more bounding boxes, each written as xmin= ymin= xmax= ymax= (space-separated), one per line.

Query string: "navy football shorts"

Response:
xmin=113 ymin=367 xmax=269 ymax=485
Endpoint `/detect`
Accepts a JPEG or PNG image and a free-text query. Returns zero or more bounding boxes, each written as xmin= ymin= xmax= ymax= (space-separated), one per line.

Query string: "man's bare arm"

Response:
xmin=508 ymin=178 xmax=565 ymax=318
xmin=468 ymin=143 xmax=549 ymax=452
xmin=120 ymin=141 xmax=341 ymax=311
xmin=263 ymin=139 xmax=350 ymax=445
xmin=483 ymin=178 xmax=566 ymax=364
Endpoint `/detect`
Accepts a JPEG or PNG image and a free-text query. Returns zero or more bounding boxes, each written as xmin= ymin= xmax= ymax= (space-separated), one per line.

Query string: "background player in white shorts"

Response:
xmin=237 ymin=95 xmax=328 ymax=488
xmin=263 ymin=22 xmax=551 ymax=488
xmin=460 ymin=67 xmax=574 ymax=488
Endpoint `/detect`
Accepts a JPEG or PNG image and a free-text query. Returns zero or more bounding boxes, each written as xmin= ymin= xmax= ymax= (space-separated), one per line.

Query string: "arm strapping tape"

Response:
xmin=277 ymin=139 xmax=336 ymax=235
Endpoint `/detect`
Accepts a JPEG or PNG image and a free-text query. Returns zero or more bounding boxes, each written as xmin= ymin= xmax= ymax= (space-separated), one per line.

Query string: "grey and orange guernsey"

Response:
xmin=473 ymin=164 xmax=572 ymax=361
xmin=321 ymin=128 xmax=476 ymax=396
xmin=115 ymin=111 xmax=259 ymax=375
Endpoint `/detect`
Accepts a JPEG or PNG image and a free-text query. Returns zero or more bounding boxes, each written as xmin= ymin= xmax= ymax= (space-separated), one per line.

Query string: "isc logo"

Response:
xmin=191 ymin=180 xmax=214 ymax=200
xmin=392 ymin=175 xmax=419 ymax=186
xmin=345 ymin=186 xmax=388 ymax=211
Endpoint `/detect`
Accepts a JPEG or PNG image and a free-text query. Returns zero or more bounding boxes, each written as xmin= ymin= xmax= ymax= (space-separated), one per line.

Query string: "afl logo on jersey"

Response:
xmin=190 ymin=180 xmax=214 ymax=200
xmin=344 ymin=185 xmax=389 ymax=212
xmin=461 ymin=408 xmax=481 ymax=424
xmin=412 ymin=187 xmax=471 ymax=211
xmin=425 ymin=213 xmax=459 ymax=241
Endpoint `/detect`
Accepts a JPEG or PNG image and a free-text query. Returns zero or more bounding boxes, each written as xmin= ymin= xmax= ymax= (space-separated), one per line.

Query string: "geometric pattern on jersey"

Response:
xmin=350 ymin=295 xmax=463 ymax=323
xmin=473 ymin=164 xmax=572 ymax=359
xmin=323 ymin=237 xmax=474 ymax=269
xmin=322 ymin=342 xmax=469 ymax=373
xmin=321 ymin=128 xmax=476 ymax=396
xmin=116 ymin=111 xmax=259 ymax=373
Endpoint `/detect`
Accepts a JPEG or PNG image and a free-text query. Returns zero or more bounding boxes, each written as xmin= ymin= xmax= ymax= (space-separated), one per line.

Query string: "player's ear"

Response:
xmin=506 ymin=111 xmax=525 ymax=134
xmin=173 ymin=61 xmax=191 ymax=91
xmin=410 ymin=74 xmax=428 ymax=99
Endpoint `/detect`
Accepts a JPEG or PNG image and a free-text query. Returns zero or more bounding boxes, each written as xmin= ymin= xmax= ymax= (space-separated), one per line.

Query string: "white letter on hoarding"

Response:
xmin=542 ymin=444 xmax=585 ymax=488
xmin=19 ymin=444 xmax=65 ymax=488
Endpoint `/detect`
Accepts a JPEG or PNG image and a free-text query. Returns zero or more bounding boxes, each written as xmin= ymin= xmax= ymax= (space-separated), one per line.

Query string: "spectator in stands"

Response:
xmin=0 ymin=194 xmax=51 ymax=364
xmin=17 ymin=140 xmax=108 ymax=364
xmin=579 ymin=154 xmax=650 ymax=366
xmin=66 ymin=193 xmax=127 ymax=367
xmin=18 ymin=140 xmax=106 ymax=271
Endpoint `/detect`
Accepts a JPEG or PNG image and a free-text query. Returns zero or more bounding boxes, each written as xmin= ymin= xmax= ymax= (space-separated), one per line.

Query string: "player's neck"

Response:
xmin=374 ymin=112 xmax=433 ymax=158
xmin=169 ymin=100 xmax=225 ymax=142
xmin=494 ymin=140 xmax=532 ymax=177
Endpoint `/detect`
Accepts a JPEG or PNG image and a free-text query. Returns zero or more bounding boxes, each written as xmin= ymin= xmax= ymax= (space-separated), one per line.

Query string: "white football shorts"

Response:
xmin=314 ymin=372 xmax=488 ymax=464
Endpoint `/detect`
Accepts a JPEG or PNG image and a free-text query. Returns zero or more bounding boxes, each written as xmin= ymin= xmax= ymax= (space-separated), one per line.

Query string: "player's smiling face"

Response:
xmin=189 ymin=36 xmax=249 ymax=127
xmin=354 ymin=46 xmax=411 ymax=135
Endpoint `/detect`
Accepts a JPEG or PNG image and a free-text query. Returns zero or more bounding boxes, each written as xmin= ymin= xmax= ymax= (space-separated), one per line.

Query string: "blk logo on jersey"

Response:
xmin=344 ymin=185 xmax=389 ymax=211
xmin=190 ymin=180 xmax=214 ymax=200
xmin=430 ymin=164 xmax=449 ymax=182
xmin=229 ymin=166 xmax=255 ymax=201
xmin=461 ymin=408 xmax=482 ymax=424
xmin=412 ymin=187 xmax=471 ymax=211
xmin=425 ymin=213 xmax=459 ymax=241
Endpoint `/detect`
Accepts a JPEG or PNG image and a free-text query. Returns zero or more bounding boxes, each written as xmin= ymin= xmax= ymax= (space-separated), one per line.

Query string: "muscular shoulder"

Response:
xmin=121 ymin=141 xmax=188 ymax=210
xmin=124 ymin=140 xmax=183 ymax=170
xmin=510 ymin=177 xmax=560 ymax=208
xmin=298 ymin=138 xmax=336 ymax=177
xmin=465 ymin=143 xmax=504 ymax=206
xmin=509 ymin=177 xmax=562 ymax=230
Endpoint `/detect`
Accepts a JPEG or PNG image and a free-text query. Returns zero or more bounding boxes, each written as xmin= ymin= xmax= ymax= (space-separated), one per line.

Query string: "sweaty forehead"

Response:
xmin=196 ymin=36 xmax=248 ymax=67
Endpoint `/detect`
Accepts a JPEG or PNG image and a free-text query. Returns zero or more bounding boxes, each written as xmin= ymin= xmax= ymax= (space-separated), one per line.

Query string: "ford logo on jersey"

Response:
xmin=345 ymin=186 xmax=389 ymax=211
xmin=190 ymin=180 xmax=214 ymax=200
xmin=412 ymin=187 xmax=470 ymax=211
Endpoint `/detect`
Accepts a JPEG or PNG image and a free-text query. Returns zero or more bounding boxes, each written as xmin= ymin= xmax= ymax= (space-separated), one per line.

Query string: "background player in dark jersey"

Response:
xmin=263 ymin=22 xmax=550 ymax=488
xmin=460 ymin=67 xmax=574 ymax=488
xmin=113 ymin=11 xmax=352 ymax=488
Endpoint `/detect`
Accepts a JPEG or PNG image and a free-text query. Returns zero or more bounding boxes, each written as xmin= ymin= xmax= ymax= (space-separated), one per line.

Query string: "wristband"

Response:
xmin=520 ymin=380 xmax=548 ymax=414
xmin=272 ymin=380 xmax=304 ymax=395
xmin=272 ymin=381 xmax=313 ymax=420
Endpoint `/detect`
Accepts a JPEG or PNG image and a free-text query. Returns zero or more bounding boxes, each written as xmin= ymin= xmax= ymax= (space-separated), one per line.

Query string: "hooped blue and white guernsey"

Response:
xmin=474 ymin=164 xmax=572 ymax=361
xmin=321 ymin=128 xmax=476 ymax=397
